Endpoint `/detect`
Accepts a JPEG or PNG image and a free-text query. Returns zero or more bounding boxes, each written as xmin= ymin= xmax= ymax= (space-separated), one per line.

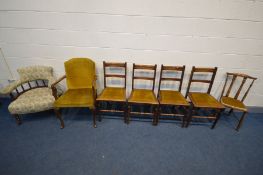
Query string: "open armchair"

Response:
xmin=51 ymin=58 xmax=97 ymax=128
xmin=0 ymin=66 xmax=64 ymax=128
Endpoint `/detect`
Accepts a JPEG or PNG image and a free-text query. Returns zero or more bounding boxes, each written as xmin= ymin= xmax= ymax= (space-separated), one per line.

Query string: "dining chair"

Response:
xmin=157 ymin=65 xmax=190 ymax=127
xmin=96 ymin=61 xmax=127 ymax=122
xmin=127 ymin=64 xmax=158 ymax=125
xmin=185 ymin=66 xmax=225 ymax=129
xmin=220 ymin=72 xmax=257 ymax=131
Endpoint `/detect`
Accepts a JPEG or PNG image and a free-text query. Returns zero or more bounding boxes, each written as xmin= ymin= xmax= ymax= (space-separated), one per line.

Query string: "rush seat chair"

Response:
xmin=157 ymin=65 xmax=190 ymax=127
xmin=51 ymin=58 xmax=97 ymax=128
xmin=0 ymin=66 xmax=64 ymax=128
xmin=220 ymin=72 xmax=257 ymax=131
xmin=127 ymin=64 xmax=158 ymax=125
xmin=96 ymin=61 xmax=127 ymax=122
xmin=185 ymin=66 xmax=225 ymax=129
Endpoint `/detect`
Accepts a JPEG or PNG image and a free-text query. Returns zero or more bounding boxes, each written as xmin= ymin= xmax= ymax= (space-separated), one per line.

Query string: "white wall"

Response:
xmin=0 ymin=0 xmax=262 ymax=106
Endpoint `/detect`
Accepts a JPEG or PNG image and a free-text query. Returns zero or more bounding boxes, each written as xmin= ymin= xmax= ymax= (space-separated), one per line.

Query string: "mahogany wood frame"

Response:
xmin=185 ymin=66 xmax=224 ymax=129
xmin=127 ymin=63 xmax=158 ymax=125
xmin=96 ymin=61 xmax=127 ymax=122
xmin=220 ymin=72 xmax=257 ymax=131
xmin=9 ymin=79 xmax=64 ymax=128
xmin=157 ymin=65 xmax=190 ymax=127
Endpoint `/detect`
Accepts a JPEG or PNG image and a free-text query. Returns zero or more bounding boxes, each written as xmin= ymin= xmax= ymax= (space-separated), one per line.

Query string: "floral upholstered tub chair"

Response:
xmin=0 ymin=66 xmax=64 ymax=128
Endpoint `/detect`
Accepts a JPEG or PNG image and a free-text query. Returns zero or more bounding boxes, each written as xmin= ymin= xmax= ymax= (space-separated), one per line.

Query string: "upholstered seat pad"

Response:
xmin=97 ymin=87 xmax=126 ymax=102
xmin=128 ymin=89 xmax=158 ymax=104
xmin=54 ymin=88 xmax=94 ymax=108
xmin=221 ymin=96 xmax=247 ymax=112
xmin=189 ymin=92 xmax=224 ymax=109
xmin=159 ymin=90 xmax=189 ymax=106
xmin=8 ymin=88 xmax=55 ymax=114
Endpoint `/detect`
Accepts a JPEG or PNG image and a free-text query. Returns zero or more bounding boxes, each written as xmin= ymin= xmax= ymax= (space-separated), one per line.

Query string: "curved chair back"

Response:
xmin=18 ymin=65 xmax=53 ymax=83
xmin=220 ymin=73 xmax=257 ymax=102
xmin=65 ymin=58 xmax=95 ymax=89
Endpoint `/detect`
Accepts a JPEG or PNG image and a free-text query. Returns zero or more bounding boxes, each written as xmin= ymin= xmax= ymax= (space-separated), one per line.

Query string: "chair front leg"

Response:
xmin=211 ymin=109 xmax=223 ymax=129
xmin=185 ymin=105 xmax=193 ymax=128
xmin=54 ymin=108 xmax=64 ymax=129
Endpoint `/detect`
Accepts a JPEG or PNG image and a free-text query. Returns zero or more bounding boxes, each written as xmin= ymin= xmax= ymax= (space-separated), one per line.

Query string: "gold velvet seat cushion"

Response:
xmin=159 ymin=90 xmax=189 ymax=106
xmin=128 ymin=89 xmax=158 ymax=104
xmin=97 ymin=87 xmax=126 ymax=102
xmin=221 ymin=96 xmax=247 ymax=112
xmin=8 ymin=88 xmax=55 ymax=114
xmin=54 ymin=88 xmax=94 ymax=108
xmin=188 ymin=92 xmax=224 ymax=109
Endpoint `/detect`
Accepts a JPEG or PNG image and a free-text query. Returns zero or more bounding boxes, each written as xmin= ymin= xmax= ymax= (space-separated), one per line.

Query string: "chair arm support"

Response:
xmin=92 ymin=76 xmax=97 ymax=101
xmin=51 ymin=75 xmax=66 ymax=99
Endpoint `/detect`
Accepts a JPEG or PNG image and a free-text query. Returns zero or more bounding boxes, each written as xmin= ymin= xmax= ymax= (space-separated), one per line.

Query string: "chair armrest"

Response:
xmin=51 ymin=75 xmax=66 ymax=99
xmin=0 ymin=80 xmax=22 ymax=95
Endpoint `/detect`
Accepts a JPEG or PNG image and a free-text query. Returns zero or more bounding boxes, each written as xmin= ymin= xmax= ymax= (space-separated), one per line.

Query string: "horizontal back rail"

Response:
xmin=132 ymin=64 xmax=157 ymax=91
xmin=103 ymin=61 xmax=127 ymax=88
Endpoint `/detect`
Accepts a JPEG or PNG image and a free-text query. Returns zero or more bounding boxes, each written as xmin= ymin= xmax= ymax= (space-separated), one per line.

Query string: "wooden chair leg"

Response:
xmin=211 ymin=109 xmax=222 ymax=129
xmin=185 ymin=106 xmax=193 ymax=128
xmin=236 ymin=112 xmax=247 ymax=131
xmin=54 ymin=108 xmax=65 ymax=129
xmin=228 ymin=109 xmax=233 ymax=116
xmin=13 ymin=114 xmax=22 ymax=125
xmin=92 ymin=109 xmax=97 ymax=128
xmin=123 ymin=102 xmax=127 ymax=123
xmin=127 ymin=105 xmax=131 ymax=124
xmin=96 ymin=101 xmax=102 ymax=122
xmin=182 ymin=106 xmax=188 ymax=128
xmin=153 ymin=105 xmax=158 ymax=126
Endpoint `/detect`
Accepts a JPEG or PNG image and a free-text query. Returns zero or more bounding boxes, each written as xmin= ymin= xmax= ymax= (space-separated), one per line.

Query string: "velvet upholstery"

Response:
xmin=188 ymin=92 xmax=224 ymax=109
xmin=65 ymin=58 xmax=95 ymax=89
xmin=54 ymin=58 xmax=96 ymax=109
xmin=97 ymin=87 xmax=126 ymax=102
xmin=221 ymin=97 xmax=247 ymax=112
xmin=128 ymin=89 xmax=158 ymax=104
xmin=159 ymin=90 xmax=189 ymax=106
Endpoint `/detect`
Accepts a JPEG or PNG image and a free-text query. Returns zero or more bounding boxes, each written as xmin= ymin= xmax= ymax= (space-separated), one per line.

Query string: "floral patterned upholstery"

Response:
xmin=0 ymin=65 xmax=58 ymax=115
xmin=8 ymin=88 xmax=55 ymax=114
xmin=0 ymin=66 xmax=56 ymax=94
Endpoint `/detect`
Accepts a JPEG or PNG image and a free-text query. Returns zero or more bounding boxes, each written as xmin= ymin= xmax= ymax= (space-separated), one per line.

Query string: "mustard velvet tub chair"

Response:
xmin=51 ymin=58 xmax=97 ymax=128
xmin=0 ymin=65 xmax=64 ymax=128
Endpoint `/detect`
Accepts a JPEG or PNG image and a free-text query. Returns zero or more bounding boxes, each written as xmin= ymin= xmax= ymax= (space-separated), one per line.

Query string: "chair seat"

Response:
xmin=221 ymin=96 xmax=247 ymax=112
xmin=8 ymin=87 xmax=55 ymax=114
xmin=159 ymin=90 xmax=189 ymax=106
xmin=128 ymin=89 xmax=158 ymax=104
xmin=97 ymin=87 xmax=126 ymax=102
xmin=54 ymin=88 xmax=94 ymax=108
xmin=189 ymin=92 xmax=224 ymax=109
